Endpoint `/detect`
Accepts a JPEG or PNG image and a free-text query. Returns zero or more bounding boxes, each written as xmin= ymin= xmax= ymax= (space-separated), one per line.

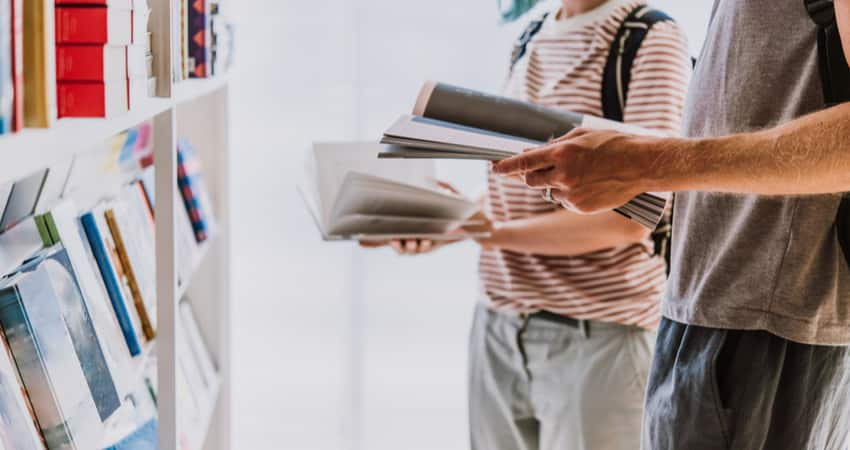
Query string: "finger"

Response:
xmin=390 ymin=240 xmax=405 ymax=254
xmin=492 ymin=147 xmax=557 ymax=176
xmin=418 ymin=239 xmax=433 ymax=253
xmin=359 ymin=240 xmax=387 ymax=248
xmin=524 ymin=167 xmax=559 ymax=189
xmin=405 ymin=239 xmax=419 ymax=253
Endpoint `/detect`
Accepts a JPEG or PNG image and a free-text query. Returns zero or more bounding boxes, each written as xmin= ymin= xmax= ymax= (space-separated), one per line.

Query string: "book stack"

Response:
xmin=0 ymin=130 xmax=219 ymax=448
xmin=55 ymin=0 xmax=150 ymax=118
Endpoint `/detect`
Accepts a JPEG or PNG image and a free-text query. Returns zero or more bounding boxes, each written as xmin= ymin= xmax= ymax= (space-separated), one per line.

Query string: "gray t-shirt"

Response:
xmin=667 ymin=0 xmax=850 ymax=345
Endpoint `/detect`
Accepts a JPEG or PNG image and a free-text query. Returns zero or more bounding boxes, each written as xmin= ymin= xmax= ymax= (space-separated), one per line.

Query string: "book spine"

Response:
xmin=104 ymin=209 xmax=155 ymax=341
xmin=176 ymin=146 xmax=209 ymax=243
xmin=23 ymin=0 xmax=57 ymax=128
xmin=80 ymin=212 xmax=142 ymax=356
xmin=33 ymin=214 xmax=53 ymax=246
xmin=10 ymin=0 xmax=22 ymax=132
xmin=56 ymin=45 xmax=105 ymax=81
xmin=57 ymin=82 xmax=106 ymax=117
xmin=187 ymin=0 xmax=208 ymax=78
xmin=55 ymin=6 xmax=108 ymax=44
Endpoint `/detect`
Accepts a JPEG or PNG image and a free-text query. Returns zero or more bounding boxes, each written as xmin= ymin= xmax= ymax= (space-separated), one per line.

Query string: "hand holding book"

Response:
xmin=493 ymin=127 xmax=657 ymax=217
xmin=380 ymin=81 xmax=670 ymax=229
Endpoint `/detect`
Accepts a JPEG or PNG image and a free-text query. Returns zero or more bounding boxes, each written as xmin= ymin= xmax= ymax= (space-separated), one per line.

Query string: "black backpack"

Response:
xmin=510 ymin=4 xmax=678 ymax=270
xmin=805 ymin=0 xmax=850 ymax=268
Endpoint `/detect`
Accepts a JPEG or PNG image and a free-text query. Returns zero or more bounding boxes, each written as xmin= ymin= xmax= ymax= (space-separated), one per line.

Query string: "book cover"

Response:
xmin=38 ymin=201 xmax=134 ymax=398
xmin=55 ymin=6 xmax=132 ymax=45
xmin=0 ymin=0 xmax=12 ymax=134
xmin=22 ymin=0 xmax=56 ymax=128
xmin=56 ymin=45 xmax=127 ymax=81
xmin=33 ymin=158 xmax=73 ymax=214
xmin=0 ymin=182 xmax=12 ymax=222
xmin=0 ymin=257 xmax=104 ymax=450
xmin=116 ymin=184 xmax=156 ymax=327
xmin=104 ymin=208 xmax=155 ymax=341
xmin=0 ymin=169 xmax=48 ymax=231
xmin=10 ymin=0 xmax=22 ymax=132
xmin=34 ymin=247 xmax=121 ymax=422
xmin=80 ymin=210 xmax=142 ymax=357
xmin=187 ymin=0 xmax=209 ymax=78
xmin=0 ymin=327 xmax=45 ymax=450
xmin=58 ymin=79 xmax=128 ymax=118
xmin=177 ymin=139 xmax=215 ymax=243
xmin=181 ymin=0 xmax=189 ymax=79
xmin=179 ymin=300 xmax=217 ymax=393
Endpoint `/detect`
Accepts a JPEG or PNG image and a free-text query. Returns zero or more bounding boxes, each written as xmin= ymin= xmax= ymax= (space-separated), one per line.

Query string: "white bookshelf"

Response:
xmin=0 ymin=0 xmax=232 ymax=448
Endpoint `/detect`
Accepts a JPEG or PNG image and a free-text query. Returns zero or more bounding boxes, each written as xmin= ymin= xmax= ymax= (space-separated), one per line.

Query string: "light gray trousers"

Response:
xmin=468 ymin=303 xmax=655 ymax=450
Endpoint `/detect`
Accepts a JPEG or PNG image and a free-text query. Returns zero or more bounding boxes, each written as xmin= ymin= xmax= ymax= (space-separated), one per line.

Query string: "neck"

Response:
xmin=561 ymin=0 xmax=610 ymax=17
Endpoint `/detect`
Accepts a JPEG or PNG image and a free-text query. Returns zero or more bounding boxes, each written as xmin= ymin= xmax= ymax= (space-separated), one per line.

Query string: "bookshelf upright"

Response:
xmin=0 ymin=0 xmax=232 ymax=449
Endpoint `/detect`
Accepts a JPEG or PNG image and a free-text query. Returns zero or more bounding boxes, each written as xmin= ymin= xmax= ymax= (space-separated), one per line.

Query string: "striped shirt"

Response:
xmin=480 ymin=0 xmax=692 ymax=329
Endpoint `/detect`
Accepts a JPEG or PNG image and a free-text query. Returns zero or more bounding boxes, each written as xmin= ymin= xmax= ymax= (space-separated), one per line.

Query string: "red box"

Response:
xmin=55 ymin=6 xmax=132 ymax=45
xmin=57 ymin=45 xmax=127 ymax=81
xmin=58 ymin=80 xmax=129 ymax=118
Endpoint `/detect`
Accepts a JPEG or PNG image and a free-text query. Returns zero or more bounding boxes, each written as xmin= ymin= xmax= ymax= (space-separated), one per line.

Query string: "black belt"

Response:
xmin=520 ymin=310 xmax=589 ymax=336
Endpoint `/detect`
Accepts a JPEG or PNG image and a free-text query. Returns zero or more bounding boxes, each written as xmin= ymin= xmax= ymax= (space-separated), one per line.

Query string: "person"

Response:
xmin=364 ymin=0 xmax=692 ymax=448
xmin=493 ymin=1 xmax=850 ymax=449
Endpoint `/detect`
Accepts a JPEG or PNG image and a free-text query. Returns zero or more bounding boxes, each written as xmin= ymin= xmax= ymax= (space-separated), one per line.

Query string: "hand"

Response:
xmin=461 ymin=210 xmax=501 ymax=249
xmin=491 ymin=128 xmax=661 ymax=214
xmin=359 ymin=238 xmax=456 ymax=255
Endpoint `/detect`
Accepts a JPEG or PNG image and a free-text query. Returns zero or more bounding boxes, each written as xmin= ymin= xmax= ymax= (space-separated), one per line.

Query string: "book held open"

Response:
xmin=298 ymin=142 xmax=485 ymax=241
xmin=380 ymin=81 xmax=669 ymax=229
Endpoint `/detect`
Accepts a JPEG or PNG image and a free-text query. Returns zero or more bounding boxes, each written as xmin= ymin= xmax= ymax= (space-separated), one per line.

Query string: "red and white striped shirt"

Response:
xmin=480 ymin=0 xmax=691 ymax=329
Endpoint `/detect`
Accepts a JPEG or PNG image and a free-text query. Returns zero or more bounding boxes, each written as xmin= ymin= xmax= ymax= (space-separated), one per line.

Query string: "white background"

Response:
xmin=226 ymin=1 xmax=714 ymax=448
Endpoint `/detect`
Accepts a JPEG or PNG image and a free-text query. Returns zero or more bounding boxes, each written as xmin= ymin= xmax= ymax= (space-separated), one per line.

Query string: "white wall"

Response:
xmin=228 ymin=1 xmax=713 ymax=449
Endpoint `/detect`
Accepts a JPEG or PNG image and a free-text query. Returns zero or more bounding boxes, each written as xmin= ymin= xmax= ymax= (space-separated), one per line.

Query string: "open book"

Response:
xmin=379 ymin=81 xmax=668 ymax=229
xmin=297 ymin=142 xmax=484 ymax=241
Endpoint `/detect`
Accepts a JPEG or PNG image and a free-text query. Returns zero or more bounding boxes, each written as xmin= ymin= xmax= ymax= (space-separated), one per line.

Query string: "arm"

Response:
xmin=479 ymin=209 xmax=649 ymax=256
xmin=492 ymin=102 xmax=850 ymax=213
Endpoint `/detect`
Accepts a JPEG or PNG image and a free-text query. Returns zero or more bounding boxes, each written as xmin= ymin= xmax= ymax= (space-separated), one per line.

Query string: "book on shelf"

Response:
xmin=100 ymin=368 xmax=157 ymax=449
xmin=56 ymin=45 xmax=127 ymax=81
xmin=187 ymin=0 xmax=211 ymax=78
xmin=1 ymin=169 xmax=48 ymax=231
xmin=35 ymin=200 xmax=135 ymax=398
xmin=9 ymin=0 xmax=22 ymax=132
xmin=0 ymin=0 xmax=12 ymax=134
xmin=177 ymin=138 xmax=216 ymax=243
xmin=180 ymin=299 xmax=217 ymax=395
xmin=379 ymin=81 xmax=669 ymax=229
xmin=80 ymin=208 xmax=144 ymax=357
xmin=0 ymin=323 xmax=45 ymax=450
xmin=104 ymin=204 xmax=155 ymax=341
xmin=58 ymin=79 xmax=129 ymax=118
xmin=298 ymin=142 xmax=482 ymax=241
xmin=33 ymin=158 xmax=74 ymax=214
xmin=34 ymin=247 xmax=123 ymax=422
xmin=0 ymin=251 xmax=105 ymax=450
xmin=0 ymin=181 xmax=12 ymax=221
xmin=55 ymin=3 xmax=133 ymax=45
xmin=22 ymin=0 xmax=57 ymax=128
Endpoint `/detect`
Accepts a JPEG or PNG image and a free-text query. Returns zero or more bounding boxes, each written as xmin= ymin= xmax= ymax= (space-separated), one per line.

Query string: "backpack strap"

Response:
xmin=602 ymin=5 xmax=674 ymax=122
xmin=510 ymin=13 xmax=549 ymax=73
xmin=601 ymin=5 xmax=675 ymax=266
xmin=805 ymin=0 xmax=850 ymax=106
xmin=804 ymin=0 xmax=850 ymax=270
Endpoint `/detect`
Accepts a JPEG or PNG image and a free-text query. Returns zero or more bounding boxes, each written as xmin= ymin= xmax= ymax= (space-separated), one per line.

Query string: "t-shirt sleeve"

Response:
xmin=622 ymin=21 xmax=693 ymax=135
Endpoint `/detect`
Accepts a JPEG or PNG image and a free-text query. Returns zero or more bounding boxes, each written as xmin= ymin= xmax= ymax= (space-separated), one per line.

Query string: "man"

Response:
xmin=493 ymin=0 xmax=850 ymax=449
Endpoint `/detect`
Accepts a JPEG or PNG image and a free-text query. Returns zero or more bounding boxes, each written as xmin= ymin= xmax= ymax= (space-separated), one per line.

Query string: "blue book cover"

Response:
xmin=104 ymin=419 xmax=156 ymax=450
xmin=80 ymin=212 xmax=142 ymax=357
xmin=0 ymin=259 xmax=104 ymax=450
xmin=21 ymin=247 xmax=122 ymax=422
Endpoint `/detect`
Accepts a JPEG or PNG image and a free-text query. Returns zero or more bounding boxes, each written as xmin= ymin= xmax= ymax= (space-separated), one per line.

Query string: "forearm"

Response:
xmin=484 ymin=210 xmax=649 ymax=256
xmin=643 ymin=102 xmax=850 ymax=195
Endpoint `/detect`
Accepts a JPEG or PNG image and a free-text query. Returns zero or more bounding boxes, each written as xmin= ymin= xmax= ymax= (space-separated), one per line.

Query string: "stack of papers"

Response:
xmin=298 ymin=142 xmax=483 ymax=241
